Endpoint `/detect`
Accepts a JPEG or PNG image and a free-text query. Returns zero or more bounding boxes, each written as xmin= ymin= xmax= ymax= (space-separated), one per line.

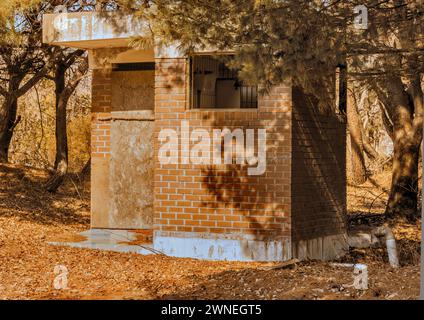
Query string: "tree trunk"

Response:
xmin=46 ymin=63 xmax=69 ymax=192
xmin=384 ymin=76 xmax=423 ymax=219
xmin=80 ymin=157 xmax=91 ymax=176
xmin=386 ymin=135 xmax=420 ymax=218
xmin=362 ymin=135 xmax=383 ymax=162
xmin=0 ymin=98 xmax=16 ymax=162
xmin=347 ymin=84 xmax=367 ymax=184
xmin=0 ymin=77 xmax=21 ymax=163
xmin=44 ymin=53 xmax=88 ymax=192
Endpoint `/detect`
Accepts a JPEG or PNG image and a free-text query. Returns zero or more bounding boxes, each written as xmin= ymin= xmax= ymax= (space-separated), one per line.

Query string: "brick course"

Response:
xmin=154 ymin=58 xmax=292 ymax=242
xmin=91 ymin=69 xmax=112 ymax=159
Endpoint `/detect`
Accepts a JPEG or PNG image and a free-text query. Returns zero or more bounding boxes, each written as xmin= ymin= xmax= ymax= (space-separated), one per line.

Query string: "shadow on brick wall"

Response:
xmin=291 ymin=86 xmax=347 ymax=243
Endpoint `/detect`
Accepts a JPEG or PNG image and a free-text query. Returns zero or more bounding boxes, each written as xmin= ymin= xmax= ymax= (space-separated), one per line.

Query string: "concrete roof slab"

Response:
xmin=42 ymin=12 xmax=146 ymax=49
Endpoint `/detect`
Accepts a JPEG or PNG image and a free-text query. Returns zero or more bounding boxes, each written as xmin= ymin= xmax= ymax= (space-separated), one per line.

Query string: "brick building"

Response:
xmin=43 ymin=12 xmax=347 ymax=261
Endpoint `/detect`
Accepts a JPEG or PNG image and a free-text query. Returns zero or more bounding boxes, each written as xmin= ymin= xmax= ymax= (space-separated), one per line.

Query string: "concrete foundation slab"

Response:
xmin=153 ymin=233 xmax=292 ymax=262
xmin=49 ymin=229 xmax=155 ymax=255
xmin=292 ymin=233 xmax=349 ymax=261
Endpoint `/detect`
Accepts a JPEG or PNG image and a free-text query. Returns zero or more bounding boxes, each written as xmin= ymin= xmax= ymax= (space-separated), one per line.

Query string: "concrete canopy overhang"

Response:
xmin=42 ymin=11 xmax=181 ymax=67
xmin=42 ymin=11 xmax=147 ymax=50
xmin=42 ymin=11 xmax=232 ymax=61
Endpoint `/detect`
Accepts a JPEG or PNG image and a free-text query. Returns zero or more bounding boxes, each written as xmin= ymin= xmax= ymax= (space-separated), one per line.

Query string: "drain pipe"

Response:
xmin=373 ymin=224 xmax=399 ymax=268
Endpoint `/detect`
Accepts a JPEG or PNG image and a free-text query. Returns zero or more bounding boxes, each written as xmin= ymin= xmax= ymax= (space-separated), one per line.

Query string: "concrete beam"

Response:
xmin=42 ymin=12 xmax=146 ymax=49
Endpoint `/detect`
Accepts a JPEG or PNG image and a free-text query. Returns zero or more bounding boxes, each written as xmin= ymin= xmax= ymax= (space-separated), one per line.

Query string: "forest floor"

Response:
xmin=0 ymin=164 xmax=420 ymax=300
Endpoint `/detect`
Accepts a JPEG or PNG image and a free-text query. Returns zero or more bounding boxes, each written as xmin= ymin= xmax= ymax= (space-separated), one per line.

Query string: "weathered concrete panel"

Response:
xmin=112 ymin=70 xmax=154 ymax=111
xmin=107 ymin=70 xmax=155 ymax=229
xmin=109 ymin=118 xmax=154 ymax=229
xmin=91 ymin=157 xmax=111 ymax=228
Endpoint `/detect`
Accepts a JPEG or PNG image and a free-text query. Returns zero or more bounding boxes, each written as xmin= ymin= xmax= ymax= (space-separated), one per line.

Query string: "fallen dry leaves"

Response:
xmin=0 ymin=164 xmax=420 ymax=300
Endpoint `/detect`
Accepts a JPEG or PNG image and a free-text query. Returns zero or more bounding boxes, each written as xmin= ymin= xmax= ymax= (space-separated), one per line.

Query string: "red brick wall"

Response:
xmin=90 ymin=60 xmax=346 ymax=252
xmin=90 ymin=69 xmax=112 ymax=228
xmin=154 ymin=58 xmax=292 ymax=241
xmin=291 ymin=86 xmax=347 ymax=244
xmin=91 ymin=69 xmax=112 ymax=159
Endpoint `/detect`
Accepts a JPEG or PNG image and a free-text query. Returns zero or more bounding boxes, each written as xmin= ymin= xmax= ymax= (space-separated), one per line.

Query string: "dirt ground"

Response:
xmin=0 ymin=164 xmax=420 ymax=300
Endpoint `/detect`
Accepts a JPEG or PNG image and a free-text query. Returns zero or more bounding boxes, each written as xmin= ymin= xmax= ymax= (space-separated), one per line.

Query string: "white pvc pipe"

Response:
xmin=386 ymin=238 xmax=400 ymax=268
xmin=373 ymin=225 xmax=399 ymax=268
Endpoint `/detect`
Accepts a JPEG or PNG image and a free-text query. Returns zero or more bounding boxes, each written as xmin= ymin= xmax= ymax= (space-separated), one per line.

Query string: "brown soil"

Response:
xmin=0 ymin=164 xmax=420 ymax=300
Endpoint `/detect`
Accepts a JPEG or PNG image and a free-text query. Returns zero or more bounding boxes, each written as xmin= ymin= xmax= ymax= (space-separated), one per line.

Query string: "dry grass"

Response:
xmin=0 ymin=164 xmax=420 ymax=300
xmin=347 ymin=170 xmax=392 ymax=218
xmin=347 ymin=169 xmax=421 ymax=267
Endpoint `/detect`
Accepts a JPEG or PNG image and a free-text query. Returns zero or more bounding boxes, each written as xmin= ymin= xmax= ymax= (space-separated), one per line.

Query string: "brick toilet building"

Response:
xmin=43 ymin=12 xmax=347 ymax=262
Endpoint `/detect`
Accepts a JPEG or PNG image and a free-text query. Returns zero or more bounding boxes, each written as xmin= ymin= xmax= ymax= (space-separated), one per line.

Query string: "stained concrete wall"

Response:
xmin=110 ymin=113 xmax=155 ymax=229
xmin=91 ymin=155 xmax=111 ymax=228
xmin=111 ymin=70 xmax=155 ymax=111
xmin=109 ymin=70 xmax=155 ymax=229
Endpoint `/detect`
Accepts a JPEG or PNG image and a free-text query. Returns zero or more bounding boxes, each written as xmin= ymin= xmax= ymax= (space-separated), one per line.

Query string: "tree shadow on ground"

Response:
xmin=158 ymin=266 xmax=308 ymax=300
xmin=0 ymin=164 xmax=90 ymax=226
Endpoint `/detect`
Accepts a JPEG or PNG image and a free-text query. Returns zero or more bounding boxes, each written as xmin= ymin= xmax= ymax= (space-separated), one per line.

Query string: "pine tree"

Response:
xmin=0 ymin=0 xmax=47 ymax=162
xmin=0 ymin=1 xmax=89 ymax=192
xmin=125 ymin=0 xmax=423 ymax=218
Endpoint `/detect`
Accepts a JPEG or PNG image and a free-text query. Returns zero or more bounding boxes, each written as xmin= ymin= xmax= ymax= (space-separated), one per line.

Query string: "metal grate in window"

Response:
xmin=190 ymin=55 xmax=258 ymax=109
xmin=240 ymin=85 xmax=258 ymax=108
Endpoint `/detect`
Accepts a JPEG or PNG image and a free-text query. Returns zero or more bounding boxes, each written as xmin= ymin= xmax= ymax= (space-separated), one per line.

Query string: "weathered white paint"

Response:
xmin=153 ymin=234 xmax=292 ymax=262
xmin=292 ymin=233 xmax=348 ymax=261
xmin=43 ymin=12 xmax=226 ymax=56
xmin=43 ymin=12 xmax=146 ymax=48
